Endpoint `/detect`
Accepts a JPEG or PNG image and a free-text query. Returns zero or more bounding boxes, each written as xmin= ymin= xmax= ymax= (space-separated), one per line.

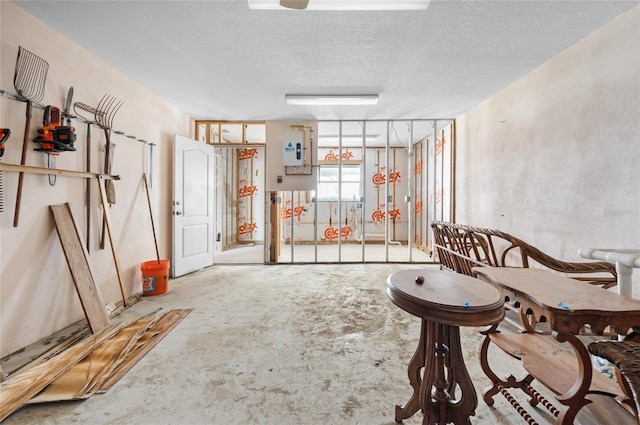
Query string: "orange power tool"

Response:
xmin=0 ymin=128 xmax=10 ymax=212
xmin=33 ymin=105 xmax=76 ymax=153
xmin=0 ymin=128 xmax=9 ymax=158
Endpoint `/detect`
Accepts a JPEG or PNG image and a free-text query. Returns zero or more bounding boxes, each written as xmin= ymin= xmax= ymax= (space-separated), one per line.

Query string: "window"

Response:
xmin=317 ymin=164 xmax=361 ymax=200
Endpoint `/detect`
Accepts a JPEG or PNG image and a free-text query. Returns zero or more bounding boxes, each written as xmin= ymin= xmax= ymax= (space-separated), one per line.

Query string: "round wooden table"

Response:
xmin=387 ymin=269 xmax=504 ymax=425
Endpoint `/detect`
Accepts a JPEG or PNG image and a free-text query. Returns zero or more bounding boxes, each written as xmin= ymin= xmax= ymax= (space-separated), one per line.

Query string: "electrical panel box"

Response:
xmin=283 ymin=141 xmax=304 ymax=166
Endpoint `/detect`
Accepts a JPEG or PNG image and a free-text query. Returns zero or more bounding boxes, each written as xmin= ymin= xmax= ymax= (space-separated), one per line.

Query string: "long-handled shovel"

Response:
xmin=74 ymin=101 xmax=100 ymax=250
xmin=12 ymin=46 xmax=48 ymax=227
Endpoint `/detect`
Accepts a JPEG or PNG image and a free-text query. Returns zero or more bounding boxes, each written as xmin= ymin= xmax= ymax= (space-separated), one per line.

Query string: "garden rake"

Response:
xmin=95 ymin=94 xmax=123 ymax=248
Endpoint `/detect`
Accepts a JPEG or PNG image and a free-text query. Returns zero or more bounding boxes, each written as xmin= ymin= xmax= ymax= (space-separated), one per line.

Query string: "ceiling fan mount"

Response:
xmin=279 ymin=0 xmax=309 ymax=10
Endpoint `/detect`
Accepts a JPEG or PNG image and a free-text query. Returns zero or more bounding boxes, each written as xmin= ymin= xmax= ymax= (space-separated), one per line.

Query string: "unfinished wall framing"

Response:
xmin=273 ymin=119 xmax=454 ymax=263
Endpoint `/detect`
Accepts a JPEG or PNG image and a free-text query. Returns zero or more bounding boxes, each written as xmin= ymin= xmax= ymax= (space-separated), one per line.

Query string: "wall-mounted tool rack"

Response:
xmin=1 ymin=88 xmax=158 ymax=237
xmin=1 ymin=89 xmax=158 ymax=152
xmin=0 ymin=87 xmax=159 ymax=308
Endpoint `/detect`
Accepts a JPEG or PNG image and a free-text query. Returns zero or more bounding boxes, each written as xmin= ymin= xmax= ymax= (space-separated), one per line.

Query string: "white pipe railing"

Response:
xmin=578 ymin=248 xmax=640 ymax=298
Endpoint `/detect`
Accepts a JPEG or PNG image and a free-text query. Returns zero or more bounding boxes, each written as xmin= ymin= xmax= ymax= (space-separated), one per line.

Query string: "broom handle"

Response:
xmin=85 ymin=122 xmax=91 ymax=250
xmin=143 ymin=173 xmax=160 ymax=263
xmin=13 ymin=100 xmax=32 ymax=227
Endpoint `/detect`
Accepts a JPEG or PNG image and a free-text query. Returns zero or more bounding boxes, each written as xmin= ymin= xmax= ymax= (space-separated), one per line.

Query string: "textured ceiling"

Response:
xmin=11 ymin=0 xmax=639 ymax=121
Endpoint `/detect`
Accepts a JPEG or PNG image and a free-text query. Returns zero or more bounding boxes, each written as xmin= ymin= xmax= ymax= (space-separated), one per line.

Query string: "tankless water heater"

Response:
xmin=283 ymin=140 xmax=304 ymax=166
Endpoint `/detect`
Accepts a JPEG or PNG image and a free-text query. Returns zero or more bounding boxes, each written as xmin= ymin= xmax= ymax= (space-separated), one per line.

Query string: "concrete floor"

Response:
xmin=5 ymin=264 xmax=564 ymax=425
xmin=214 ymin=242 xmax=434 ymax=264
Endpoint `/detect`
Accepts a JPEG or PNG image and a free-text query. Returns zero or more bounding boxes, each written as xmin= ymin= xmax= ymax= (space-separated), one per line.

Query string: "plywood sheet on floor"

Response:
xmin=27 ymin=309 xmax=192 ymax=404
xmin=27 ymin=317 xmax=158 ymax=404
xmin=0 ymin=321 xmax=129 ymax=422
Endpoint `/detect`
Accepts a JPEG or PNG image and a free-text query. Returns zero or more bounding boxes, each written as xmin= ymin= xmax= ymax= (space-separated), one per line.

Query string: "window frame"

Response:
xmin=316 ymin=162 xmax=362 ymax=201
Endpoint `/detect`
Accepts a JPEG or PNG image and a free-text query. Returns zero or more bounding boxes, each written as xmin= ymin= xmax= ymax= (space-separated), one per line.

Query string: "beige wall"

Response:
xmin=0 ymin=2 xmax=193 ymax=356
xmin=455 ymin=6 xmax=640 ymax=295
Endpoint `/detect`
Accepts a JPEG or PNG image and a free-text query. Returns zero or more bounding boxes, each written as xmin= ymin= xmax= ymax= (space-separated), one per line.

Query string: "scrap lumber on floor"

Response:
xmin=2 ymin=300 xmax=142 ymax=380
xmin=8 ymin=327 xmax=91 ymax=378
xmin=0 ymin=309 xmax=191 ymax=421
xmin=50 ymin=203 xmax=110 ymax=333
xmin=0 ymin=321 xmax=130 ymax=422
xmin=27 ymin=309 xmax=192 ymax=402
xmin=97 ymin=308 xmax=192 ymax=392
xmin=27 ymin=317 xmax=159 ymax=404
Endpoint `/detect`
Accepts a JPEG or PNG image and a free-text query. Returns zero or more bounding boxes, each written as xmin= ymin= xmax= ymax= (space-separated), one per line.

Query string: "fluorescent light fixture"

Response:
xmin=285 ymin=94 xmax=379 ymax=106
xmin=318 ymin=135 xmax=378 ymax=143
xmin=249 ymin=0 xmax=430 ymax=10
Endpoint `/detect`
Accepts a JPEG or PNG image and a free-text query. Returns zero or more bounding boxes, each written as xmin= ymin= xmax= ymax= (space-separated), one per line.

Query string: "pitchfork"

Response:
xmin=12 ymin=46 xmax=48 ymax=227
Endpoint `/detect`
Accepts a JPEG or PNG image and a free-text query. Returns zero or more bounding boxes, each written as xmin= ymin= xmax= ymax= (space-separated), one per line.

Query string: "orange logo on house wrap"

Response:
xmin=239 ymin=148 xmax=259 ymax=160
xmin=280 ymin=205 xmax=305 ymax=219
xmin=431 ymin=137 xmax=445 ymax=157
xmin=372 ymin=209 xmax=385 ymax=222
xmin=372 ymin=170 xmax=401 ymax=186
xmin=389 ymin=171 xmax=400 ymax=183
xmin=389 ymin=209 xmax=401 ymax=220
xmin=239 ymin=184 xmax=258 ymax=197
xmin=372 ymin=208 xmax=401 ymax=222
xmin=414 ymin=159 xmax=423 ymax=175
xmin=323 ymin=226 xmax=352 ymax=240
xmin=324 ymin=149 xmax=354 ymax=162
xmin=238 ymin=222 xmax=258 ymax=235
xmin=372 ymin=172 xmax=386 ymax=186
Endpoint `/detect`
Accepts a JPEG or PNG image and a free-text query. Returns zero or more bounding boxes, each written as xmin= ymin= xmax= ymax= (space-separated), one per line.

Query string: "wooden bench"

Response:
xmin=430 ymin=221 xmax=618 ymax=333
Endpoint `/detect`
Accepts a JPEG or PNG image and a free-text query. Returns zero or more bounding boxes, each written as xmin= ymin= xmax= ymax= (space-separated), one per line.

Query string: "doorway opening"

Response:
xmin=196 ymin=122 xmax=266 ymax=264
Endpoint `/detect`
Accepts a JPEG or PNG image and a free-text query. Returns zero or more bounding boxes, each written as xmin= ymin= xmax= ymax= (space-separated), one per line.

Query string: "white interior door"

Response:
xmin=172 ymin=135 xmax=215 ymax=277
